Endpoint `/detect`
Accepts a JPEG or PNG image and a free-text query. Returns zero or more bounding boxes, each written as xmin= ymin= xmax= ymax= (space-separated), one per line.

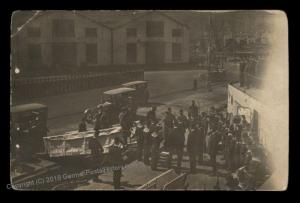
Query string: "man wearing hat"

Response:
xmin=150 ymin=123 xmax=162 ymax=170
xmin=173 ymin=121 xmax=185 ymax=173
xmin=119 ymin=107 xmax=131 ymax=145
xmin=188 ymin=101 xmax=199 ymax=120
xmin=135 ymin=121 xmax=144 ymax=161
xmin=208 ymin=127 xmax=219 ymax=175
xmin=146 ymin=106 xmax=157 ymax=126
xmin=109 ymin=137 xmax=124 ymax=189
xmin=177 ymin=109 xmax=188 ymax=130
xmin=163 ymin=110 xmax=174 ymax=149
xmin=187 ymin=123 xmax=199 ymax=173
xmin=143 ymin=124 xmax=151 ymax=165
xmin=94 ymin=105 xmax=104 ymax=133
xmin=88 ymin=131 xmax=104 ymax=182
xmin=197 ymin=123 xmax=205 ymax=165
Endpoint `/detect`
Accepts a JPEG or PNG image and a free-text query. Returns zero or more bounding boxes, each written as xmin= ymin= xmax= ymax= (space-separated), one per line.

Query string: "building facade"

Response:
xmin=12 ymin=11 xmax=112 ymax=75
xmin=112 ymin=11 xmax=190 ymax=66
xmin=11 ymin=11 xmax=190 ymax=76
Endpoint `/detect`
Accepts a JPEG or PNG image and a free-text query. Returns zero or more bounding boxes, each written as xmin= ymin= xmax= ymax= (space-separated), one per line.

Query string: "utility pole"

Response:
xmin=207 ymin=14 xmax=212 ymax=92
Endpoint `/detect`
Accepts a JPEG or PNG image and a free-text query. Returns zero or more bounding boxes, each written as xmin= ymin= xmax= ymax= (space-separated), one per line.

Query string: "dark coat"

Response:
xmin=89 ymin=137 xmax=103 ymax=158
xmin=187 ymin=129 xmax=199 ymax=153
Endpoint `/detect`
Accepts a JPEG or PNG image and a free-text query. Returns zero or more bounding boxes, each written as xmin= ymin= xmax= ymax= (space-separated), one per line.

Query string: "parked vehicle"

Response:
xmin=122 ymin=80 xmax=149 ymax=105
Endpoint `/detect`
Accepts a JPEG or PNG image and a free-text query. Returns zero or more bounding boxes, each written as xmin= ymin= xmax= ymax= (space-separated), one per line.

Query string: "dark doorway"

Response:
xmin=145 ymin=41 xmax=165 ymax=64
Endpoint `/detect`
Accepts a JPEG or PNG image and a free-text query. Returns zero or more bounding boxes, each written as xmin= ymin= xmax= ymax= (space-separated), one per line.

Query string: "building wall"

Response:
xmin=227 ymin=84 xmax=272 ymax=147
xmin=112 ymin=12 xmax=190 ymax=65
xmin=13 ymin=11 xmax=112 ymax=72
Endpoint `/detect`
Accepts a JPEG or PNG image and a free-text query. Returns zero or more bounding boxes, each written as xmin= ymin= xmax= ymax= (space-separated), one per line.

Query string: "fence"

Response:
xmin=11 ymin=70 xmax=144 ymax=102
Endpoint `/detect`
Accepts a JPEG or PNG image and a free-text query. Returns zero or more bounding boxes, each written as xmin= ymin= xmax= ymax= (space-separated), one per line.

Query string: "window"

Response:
xmin=28 ymin=44 xmax=42 ymax=62
xmin=86 ymin=43 xmax=98 ymax=64
xmin=85 ymin=28 xmax=97 ymax=38
xmin=127 ymin=43 xmax=137 ymax=63
xmin=146 ymin=21 xmax=164 ymax=37
xmin=52 ymin=19 xmax=75 ymax=37
xmin=27 ymin=27 xmax=41 ymax=37
xmin=172 ymin=28 xmax=182 ymax=37
xmin=126 ymin=28 xmax=137 ymax=38
xmin=172 ymin=43 xmax=181 ymax=61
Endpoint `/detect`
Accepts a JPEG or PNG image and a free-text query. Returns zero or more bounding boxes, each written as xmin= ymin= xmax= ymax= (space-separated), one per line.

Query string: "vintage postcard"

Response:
xmin=10 ymin=10 xmax=288 ymax=190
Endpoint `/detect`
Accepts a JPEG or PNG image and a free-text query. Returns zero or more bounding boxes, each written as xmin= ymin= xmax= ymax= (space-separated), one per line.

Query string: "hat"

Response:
xmin=151 ymin=132 xmax=158 ymax=138
xmin=137 ymin=122 xmax=143 ymax=128
xmin=143 ymin=127 xmax=150 ymax=133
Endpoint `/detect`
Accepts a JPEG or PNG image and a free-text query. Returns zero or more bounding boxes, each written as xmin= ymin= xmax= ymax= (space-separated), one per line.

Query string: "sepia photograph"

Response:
xmin=10 ymin=10 xmax=288 ymax=191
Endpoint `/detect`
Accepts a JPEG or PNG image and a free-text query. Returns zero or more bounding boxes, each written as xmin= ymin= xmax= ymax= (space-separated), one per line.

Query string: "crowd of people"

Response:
xmin=79 ymin=96 xmax=268 ymax=190
xmin=133 ymin=101 xmax=258 ymax=176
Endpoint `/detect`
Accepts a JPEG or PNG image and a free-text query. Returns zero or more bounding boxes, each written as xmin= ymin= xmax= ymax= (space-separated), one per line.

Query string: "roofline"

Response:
xmin=11 ymin=10 xmax=112 ymax=38
xmin=112 ymin=10 xmax=190 ymax=30
xmin=75 ymin=12 xmax=112 ymax=30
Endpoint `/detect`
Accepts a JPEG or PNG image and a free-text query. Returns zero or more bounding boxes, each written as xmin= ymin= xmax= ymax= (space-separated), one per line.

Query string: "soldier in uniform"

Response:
xmin=177 ymin=109 xmax=188 ymax=130
xmin=78 ymin=118 xmax=87 ymax=132
xmin=143 ymin=125 xmax=151 ymax=165
xmin=109 ymin=137 xmax=124 ymax=189
xmin=163 ymin=111 xmax=174 ymax=149
xmin=119 ymin=107 xmax=132 ymax=145
xmin=88 ymin=131 xmax=104 ymax=182
xmin=94 ymin=105 xmax=104 ymax=133
xmin=135 ymin=121 xmax=144 ymax=161
xmin=173 ymin=121 xmax=185 ymax=174
xmin=187 ymin=123 xmax=199 ymax=173
xmin=208 ymin=127 xmax=219 ymax=175
xmin=146 ymin=106 xmax=157 ymax=126
xmin=197 ymin=123 xmax=205 ymax=165
xmin=150 ymin=123 xmax=162 ymax=170
xmin=188 ymin=100 xmax=199 ymax=120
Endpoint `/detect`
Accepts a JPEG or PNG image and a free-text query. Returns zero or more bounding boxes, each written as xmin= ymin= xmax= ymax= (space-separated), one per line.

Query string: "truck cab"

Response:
xmin=11 ymin=103 xmax=48 ymax=160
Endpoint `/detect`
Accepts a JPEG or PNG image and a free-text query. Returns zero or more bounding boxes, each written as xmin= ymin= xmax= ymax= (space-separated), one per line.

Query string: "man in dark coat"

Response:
xmin=109 ymin=137 xmax=124 ymax=189
xmin=78 ymin=118 xmax=87 ymax=132
xmin=146 ymin=106 xmax=157 ymax=126
xmin=173 ymin=121 xmax=185 ymax=174
xmin=143 ymin=125 xmax=151 ymax=165
xmin=188 ymin=100 xmax=199 ymax=120
xmin=209 ymin=129 xmax=219 ymax=175
xmin=135 ymin=121 xmax=144 ymax=161
xmin=187 ymin=123 xmax=199 ymax=173
xmin=197 ymin=123 xmax=205 ymax=165
xmin=150 ymin=123 xmax=162 ymax=170
xmin=177 ymin=109 xmax=188 ymax=130
xmin=88 ymin=131 xmax=104 ymax=182
xmin=119 ymin=107 xmax=132 ymax=145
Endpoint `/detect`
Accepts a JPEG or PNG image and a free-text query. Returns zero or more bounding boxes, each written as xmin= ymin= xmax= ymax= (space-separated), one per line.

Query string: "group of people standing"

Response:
xmin=134 ymin=100 xmax=256 ymax=177
xmin=80 ymin=96 xmax=257 ymax=189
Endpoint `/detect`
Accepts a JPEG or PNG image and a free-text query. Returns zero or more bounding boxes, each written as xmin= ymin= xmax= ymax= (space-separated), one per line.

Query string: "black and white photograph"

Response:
xmin=9 ymin=10 xmax=288 ymax=190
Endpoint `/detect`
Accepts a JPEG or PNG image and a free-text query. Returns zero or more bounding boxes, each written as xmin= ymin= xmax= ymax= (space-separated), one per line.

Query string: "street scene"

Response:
xmin=10 ymin=10 xmax=288 ymax=190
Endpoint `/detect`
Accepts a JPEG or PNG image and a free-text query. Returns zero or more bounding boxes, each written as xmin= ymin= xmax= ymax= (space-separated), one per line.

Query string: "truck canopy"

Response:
xmin=103 ymin=87 xmax=136 ymax=95
xmin=122 ymin=81 xmax=148 ymax=87
xmin=11 ymin=103 xmax=47 ymax=114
